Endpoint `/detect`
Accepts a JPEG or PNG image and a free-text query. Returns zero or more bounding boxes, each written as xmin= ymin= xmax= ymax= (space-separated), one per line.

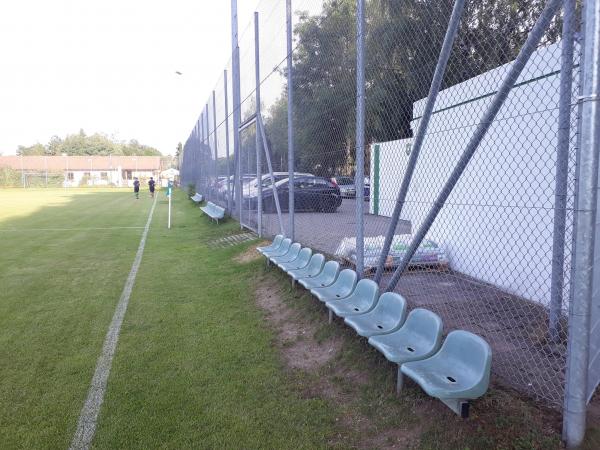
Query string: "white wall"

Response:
xmin=370 ymin=42 xmax=576 ymax=305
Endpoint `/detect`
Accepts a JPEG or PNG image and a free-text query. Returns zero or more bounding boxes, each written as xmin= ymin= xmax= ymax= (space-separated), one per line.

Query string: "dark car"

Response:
xmin=253 ymin=176 xmax=342 ymax=213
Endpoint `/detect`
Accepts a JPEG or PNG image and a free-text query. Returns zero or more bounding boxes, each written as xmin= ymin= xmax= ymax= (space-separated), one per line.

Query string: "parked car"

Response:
xmin=331 ymin=176 xmax=356 ymax=198
xmin=243 ymin=172 xmax=314 ymax=196
xmin=249 ymin=176 xmax=342 ymax=213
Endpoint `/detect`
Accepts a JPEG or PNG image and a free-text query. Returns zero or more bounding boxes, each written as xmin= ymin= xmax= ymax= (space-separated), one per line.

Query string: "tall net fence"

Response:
xmin=180 ymin=0 xmax=600 ymax=421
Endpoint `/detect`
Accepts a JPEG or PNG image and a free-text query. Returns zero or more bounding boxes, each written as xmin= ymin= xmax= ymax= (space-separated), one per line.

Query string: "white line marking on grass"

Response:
xmin=0 ymin=227 xmax=145 ymax=232
xmin=69 ymin=196 xmax=157 ymax=450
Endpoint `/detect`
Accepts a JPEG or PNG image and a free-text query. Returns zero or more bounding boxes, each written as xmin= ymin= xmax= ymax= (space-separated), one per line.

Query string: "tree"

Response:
xmin=15 ymin=131 xmax=162 ymax=156
xmin=262 ymin=0 xmax=562 ymax=176
xmin=17 ymin=143 xmax=47 ymax=156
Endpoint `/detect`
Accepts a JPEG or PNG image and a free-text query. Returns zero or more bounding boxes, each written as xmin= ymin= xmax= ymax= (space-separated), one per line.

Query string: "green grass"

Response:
xmin=0 ymin=189 xmax=155 ymax=449
xmin=1 ymin=188 xmax=598 ymax=449
xmin=0 ymin=188 xmax=333 ymax=449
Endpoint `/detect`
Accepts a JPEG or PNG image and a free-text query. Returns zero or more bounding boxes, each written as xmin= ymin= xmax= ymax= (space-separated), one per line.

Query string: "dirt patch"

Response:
xmin=253 ymin=270 xmax=568 ymax=449
xmin=255 ymin=276 xmax=342 ymax=371
xmin=254 ymin=272 xmax=423 ymax=448
xmin=234 ymin=245 xmax=263 ymax=264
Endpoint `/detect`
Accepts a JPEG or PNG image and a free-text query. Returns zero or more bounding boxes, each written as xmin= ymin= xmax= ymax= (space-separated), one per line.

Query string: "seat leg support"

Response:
xmin=440 ymin=398 xmax=470 ymax=418
xmin=328 ymin=310 xmax=333 ymax=324
xmin=396 ymin=366 xmax=404 ymax=394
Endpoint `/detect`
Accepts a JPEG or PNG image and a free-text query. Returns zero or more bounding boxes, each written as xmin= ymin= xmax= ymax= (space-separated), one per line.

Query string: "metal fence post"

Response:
xmin=255 ymin=12 xmax=263 ymax=237
xmin=563 ymin=0 xmax=600 ymax=446
xmin=355 ymin=0 xmax=366 ymax=277
xmin=286 ymin=0 xmax=295 ymax=240
xmin=549 ymin=0 xmax=576 ymax=342
xmin=224 ymin=69 xmax=232 ymax=213
xmin=231 ymin=0 xmax=243 ymax=225
xmin=205 ymin=104 xmax=210 ymax=198
xmin=374 ymin=0 xmax=467 ymax=283
xmin=213 ymin=90 xmax=219 ymax=204
xmin=199 ymin=113 xmax=204 ymax=192
xmin=384 ymin=0 xmax=563 ymax=292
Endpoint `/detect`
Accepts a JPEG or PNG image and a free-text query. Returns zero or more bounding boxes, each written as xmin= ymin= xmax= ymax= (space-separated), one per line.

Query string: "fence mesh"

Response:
xmin=179 ymin=0 xmax=590 ymax=410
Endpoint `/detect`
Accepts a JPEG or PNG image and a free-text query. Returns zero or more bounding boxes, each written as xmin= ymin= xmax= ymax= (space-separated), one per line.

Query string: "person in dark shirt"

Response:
xmin=133 ymin=177 xmax=140 ymax=199
xmin=148 ymin=177 xmax=156 ymax=198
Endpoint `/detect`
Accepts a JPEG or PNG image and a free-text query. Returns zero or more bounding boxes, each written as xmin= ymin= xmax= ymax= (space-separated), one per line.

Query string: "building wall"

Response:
xmin=370 ymin=42 xmax=575 ymax=306
xmin=63 ymin=170 xmax=158 ymax=187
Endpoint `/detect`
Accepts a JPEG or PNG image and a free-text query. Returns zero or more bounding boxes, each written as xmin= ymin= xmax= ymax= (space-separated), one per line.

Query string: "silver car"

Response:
xmin=332 ymin=176 xmax=356 ymax=198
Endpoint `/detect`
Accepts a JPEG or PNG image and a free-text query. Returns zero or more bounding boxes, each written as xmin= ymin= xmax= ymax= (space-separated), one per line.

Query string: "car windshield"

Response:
xmin=336 ymin=177 xmax=354 ymax=185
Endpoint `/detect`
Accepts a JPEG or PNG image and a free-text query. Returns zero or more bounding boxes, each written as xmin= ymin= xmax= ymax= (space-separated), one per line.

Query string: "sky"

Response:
xmin=0 ymin=0 xmax=259 ymax=156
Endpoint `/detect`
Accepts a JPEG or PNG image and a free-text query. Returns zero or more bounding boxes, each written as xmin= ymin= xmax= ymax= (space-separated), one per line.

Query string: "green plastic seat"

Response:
xmin=278 ymin=247 xmax=312 ymax=271
xmin=270 ymin=243 xmax=301 ymax=265
xmin=263 ymin=238 xmax=291 ymax=258
xmin=325 ymin=279 xmax=379 ymax=323
xmin=257 ymin=235 xmax=284 ymax=255
xmin=310 ymin=269 xmax=357 ymax=303
xmin=288 ymin=254 xmax=325 ymax=285
xmin=344 ymin=292 xmax=408 ymax=338
xmin=401 ymin=330 xmax=492 ymax=417
xmin=368 ymin=308 xmax=443 ymax=393
xmin=298 ymin=260 xmax=339 ymax=290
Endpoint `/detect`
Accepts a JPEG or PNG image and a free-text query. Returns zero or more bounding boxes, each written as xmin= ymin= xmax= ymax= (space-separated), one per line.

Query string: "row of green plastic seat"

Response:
xmin=200 ymin=201 xmax=225 ymax=223
xmin=257 ymin=234 xmax=492 ymax=418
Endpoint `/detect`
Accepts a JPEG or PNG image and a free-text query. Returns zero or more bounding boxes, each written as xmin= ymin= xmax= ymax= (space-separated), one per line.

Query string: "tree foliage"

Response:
xmin=17 ymin=129 xmax=162 ymax=156
xmin=262 ymin=0 xmax=562 ymax=176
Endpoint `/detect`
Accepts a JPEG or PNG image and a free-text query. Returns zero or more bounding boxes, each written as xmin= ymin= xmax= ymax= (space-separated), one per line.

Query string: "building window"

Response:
xmin=100 ymin=172 xmax=108 ymax=179
xmin=67 ymin=172 xmax=74 ymax=181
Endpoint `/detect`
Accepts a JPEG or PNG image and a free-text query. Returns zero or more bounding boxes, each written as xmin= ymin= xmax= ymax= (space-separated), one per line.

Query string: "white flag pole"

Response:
xmin=167 ymin=181 xmax=172 ymax=229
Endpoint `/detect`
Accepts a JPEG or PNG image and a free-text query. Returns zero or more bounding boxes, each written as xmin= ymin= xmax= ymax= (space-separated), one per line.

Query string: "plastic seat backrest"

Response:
xmin=306 ymin=254 xmax=325 ymax=275
xmin=377 ymin=293 xmax=408 ymax=324
xmin=402 ymin=308 xmax=443 ymax=348
xmin=316 ymin=261 xmax=340 ymax=284
xmin=349 ymin=279 xmax=379 ymax=307
xmin=271 ymin=235 xmax=284 ymax=248
xmin=438 ymin=330 xmax=492 ymax=380
xmin=282 ymin=243 xmax=301 ymax=259
xmin=332 ymin=269 xmax=358 ymax=293
xmin=288 ymin=248 xmax=312 ymax=266
xmin=273 ymin=238 xmax=292 ymax=254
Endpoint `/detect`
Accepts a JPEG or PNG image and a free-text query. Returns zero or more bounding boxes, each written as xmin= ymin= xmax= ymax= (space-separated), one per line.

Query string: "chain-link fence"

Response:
xmin=180 ymin=0 xmax=600 ymax=445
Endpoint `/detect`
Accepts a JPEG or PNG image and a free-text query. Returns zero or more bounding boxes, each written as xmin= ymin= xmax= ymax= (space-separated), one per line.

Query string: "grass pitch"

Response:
xmin=0 ymin=189 xmax=331 ymax=449
xmin=0 ymin=188 xmax=597 ymax=449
